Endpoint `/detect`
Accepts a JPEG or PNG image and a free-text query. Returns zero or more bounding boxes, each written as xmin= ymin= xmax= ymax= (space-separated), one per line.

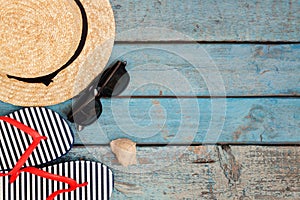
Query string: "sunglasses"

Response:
xmin=67 ymin=60 xmax=130 ymax=130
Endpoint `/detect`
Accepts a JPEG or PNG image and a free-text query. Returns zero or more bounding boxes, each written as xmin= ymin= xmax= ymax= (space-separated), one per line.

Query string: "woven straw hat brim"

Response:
xmin=0 ymin=0 xmax=115 ymax=106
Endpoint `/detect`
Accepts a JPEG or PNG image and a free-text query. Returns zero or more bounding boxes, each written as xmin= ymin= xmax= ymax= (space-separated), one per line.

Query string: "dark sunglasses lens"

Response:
xmin=99 ymin=65 xmax=130 ymax=97
xmin=69 ymin=100 xmax=102 ymax=126
xmin=104 ymin=70 xmax=130 ymax=97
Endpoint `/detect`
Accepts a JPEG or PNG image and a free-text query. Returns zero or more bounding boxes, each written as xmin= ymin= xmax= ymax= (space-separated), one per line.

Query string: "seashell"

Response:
xmin=110 ymin=138 xmax=137 ymax=167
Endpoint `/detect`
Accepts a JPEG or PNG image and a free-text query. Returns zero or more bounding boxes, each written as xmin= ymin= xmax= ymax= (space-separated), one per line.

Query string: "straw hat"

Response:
xmin=0 ymin=0 xmax=115 ymax=106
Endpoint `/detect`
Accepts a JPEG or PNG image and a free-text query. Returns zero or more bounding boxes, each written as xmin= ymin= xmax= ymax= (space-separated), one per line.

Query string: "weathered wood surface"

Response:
xmin=49 ymin=98 xmax=299 ymax=145
xmin=110 ymin=0 xmax=300 ymax=42
xmin=58 ymin=145 xmax=300 ymax=199
xmin=0 ymin=97 xmax=298 ymax=145
xmin=110 ymin=43 xmax=300 ymax=96
xmin=0 ymin=0 xmax=298 ymax=199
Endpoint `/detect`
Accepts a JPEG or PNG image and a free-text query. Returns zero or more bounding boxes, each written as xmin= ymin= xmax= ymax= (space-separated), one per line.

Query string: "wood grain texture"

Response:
xmin=110 ymin=43 xmax=300 ymax=96
xmin=110 ymin=0 xmax=300 ymax=42
xmin=0 ymin=1 xmax=298 ymax=199
xmin=0 ymin=97 xmax=299 ymax=145
xmin=58 ymin=145 xmax=300 ymax=199
xmin=42 ymin=98 xmax=300 ymax=145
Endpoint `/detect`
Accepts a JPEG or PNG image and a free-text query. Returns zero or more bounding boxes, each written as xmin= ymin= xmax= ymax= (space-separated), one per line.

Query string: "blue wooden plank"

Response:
xmin=76 ymin=98 xmax=299 ymax=144
xmin=109 ymin=43 xmax=300 ymax=96
xmin=28 ymin=97 xmax=299 ymax=145
xmin=111 ymin=0 xmax=300 ymax=41
xmin=0 ymin=97 xmax=298 ymax=145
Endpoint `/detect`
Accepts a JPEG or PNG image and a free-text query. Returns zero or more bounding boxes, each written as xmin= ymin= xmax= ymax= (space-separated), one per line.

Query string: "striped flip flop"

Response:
xmin=0 ymin=107 xmax=74 ymax=171
xmin=0 ymin=161 xmax=114 ymax=200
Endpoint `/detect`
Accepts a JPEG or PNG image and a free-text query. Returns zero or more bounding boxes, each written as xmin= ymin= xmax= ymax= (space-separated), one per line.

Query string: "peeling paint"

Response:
xmin=217 ymin=145 xmax=242 ymax=184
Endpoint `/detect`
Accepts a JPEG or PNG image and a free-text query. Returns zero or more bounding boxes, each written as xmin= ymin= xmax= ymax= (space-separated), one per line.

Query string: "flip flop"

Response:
xmin=0 ymin=160 xmax=114 ymax=200
xmin=0 ymin=107 xmax=74 ymax=171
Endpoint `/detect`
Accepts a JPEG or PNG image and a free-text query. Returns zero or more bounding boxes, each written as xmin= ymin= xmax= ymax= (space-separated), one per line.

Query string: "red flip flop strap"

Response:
xmin=20 ymin=167 xmax=88 ymax=200
xmin=0 ymin=116 xmax=47 ymax=177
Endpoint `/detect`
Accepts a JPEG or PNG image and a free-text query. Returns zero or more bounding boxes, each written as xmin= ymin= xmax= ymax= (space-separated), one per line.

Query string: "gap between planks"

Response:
xmin=115 ymin=41 xmax=300 ymax=45
xmin=73 ymin=143 xmax=300 ymax=147
xmin=113 ymin=95 xmax=300 ymax=98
